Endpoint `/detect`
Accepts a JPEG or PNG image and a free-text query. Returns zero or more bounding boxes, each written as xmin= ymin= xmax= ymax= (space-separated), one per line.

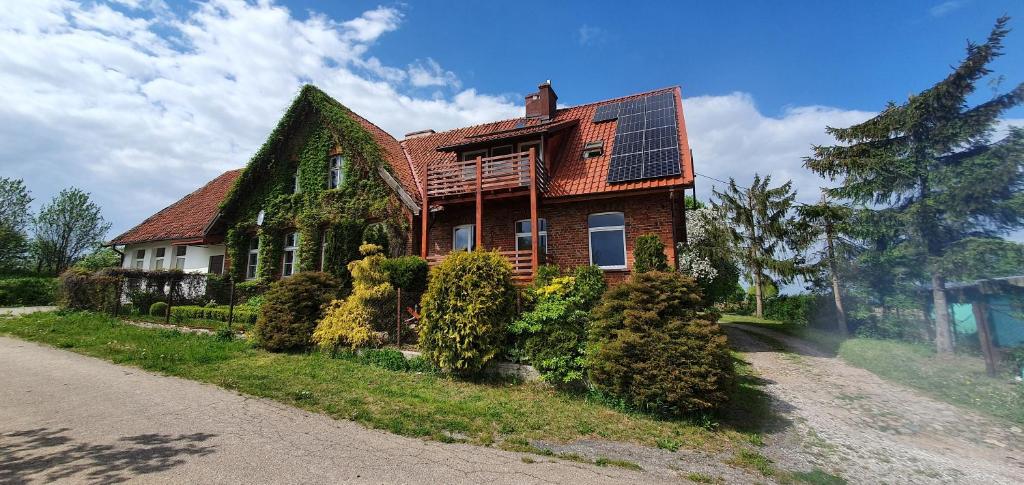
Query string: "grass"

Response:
xmin=728 ymin=449 xmax=775 ymax=477
xmin=0 ymin=310 xmax=760 ymax=454
xmin=685 ymin=471 xmax=719 ymax=483
xmin=838 ymin=338 xmax=1024 ymax=425
xmin=126 ymin=313 xmax=251 ymax=332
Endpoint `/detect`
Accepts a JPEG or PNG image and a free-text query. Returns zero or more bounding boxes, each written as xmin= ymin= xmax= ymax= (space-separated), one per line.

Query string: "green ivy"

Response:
xmin=219 ymin=85 xmax=408 ymax=287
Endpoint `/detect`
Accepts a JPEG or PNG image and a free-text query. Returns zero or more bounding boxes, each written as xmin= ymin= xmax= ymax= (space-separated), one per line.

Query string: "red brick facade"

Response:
xmin=424 ymin=191 xmax=681 ymax=282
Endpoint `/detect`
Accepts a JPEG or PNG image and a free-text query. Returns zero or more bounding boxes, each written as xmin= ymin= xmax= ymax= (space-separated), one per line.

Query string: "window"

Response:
xmin=134 ymin=249 xmax=146 ymax=269
xmin=461 ymin=150 xmax=486 ymax=181
xmin=151 ymin=247 xmax=165 ymax=270
xmin=293 ymin=172 xmax=301 ymax=194
xmin=582 ymin=141 xmax=604 ymax=159
xmin=329 ymin=155 xmax=345 ymax=189
xmin=282 ymin=232 xmax=299 ymax=277
xmin=208 ymin=255 xmax=225 ymax=275
xmin=246 ymin=238 xmax=259 ymax=280
xmin=517 ymin=141 xmax=541 ymax=185
xmin=487 ymin=145 xmax=514 ymax=177
xmin=588 ymin=212 xmax=626 ymax=270
xmin=452 ymin=224 xmax=475 ymax=251
xmin=515 ymin=219 xmax=548 ymax=254
xmin=173 ymin=246 xmax=187 ymax=270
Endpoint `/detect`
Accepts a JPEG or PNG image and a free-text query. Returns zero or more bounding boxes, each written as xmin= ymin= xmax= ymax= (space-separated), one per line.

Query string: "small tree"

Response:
xmin=418 ymin=251 xmax=516 ymax=375
xmin=313 ymin=244 xmax=395 ymax=351
xmin=632 ymin=234 xmax=669 ymax=274
xmin=795 ymin=193 xmax=854 ymax=336
xmin=712 ymin=174 xmax=803 ymax=318
xmin=0 ymin=178 xmax=33 ymax=271
xmin=33 ymin=188 xmax=111 ymax=274
xmin=678 ymin=206 xmax=741 ymax=305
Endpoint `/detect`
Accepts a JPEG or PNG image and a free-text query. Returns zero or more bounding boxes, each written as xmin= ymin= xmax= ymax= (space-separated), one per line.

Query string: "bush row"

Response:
xmin=0 ymin=277 xmax=57 ymax=306
xmin=170 ymin=305 xmax=259 ymax=325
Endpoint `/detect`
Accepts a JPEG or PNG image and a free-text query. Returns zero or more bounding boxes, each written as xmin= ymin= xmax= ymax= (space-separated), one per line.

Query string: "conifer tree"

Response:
xmin=795 ymin=192 xmax=854 ymax=336
xmin=805 ymin=17 xmax=1024 ymax=353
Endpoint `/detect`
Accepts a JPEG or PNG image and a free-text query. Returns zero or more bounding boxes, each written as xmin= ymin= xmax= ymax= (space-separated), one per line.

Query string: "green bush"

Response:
xmin=419 ymin=251 xmax=516 ymax=375
xmin=169 ymin=305 xmax=258 ymax=325
xmin=763 ymin=294 xmax=814 ymax=325
xmin=0 ymin=277 xmax=57 ymax=306
xmin=58 ymin=268 xmax=118 ymax=311
xmin=510 ymin=267 xmax=607 ymax=383
xmin=149 ymin=301 xmax=168 ymax=317
xmin=380 ymin=255 xmax=428 ymax=293
xmin=632 ymin=234 xmax=669 ymax=274
xmin=587 ymin=271 xmax=734 ymax=416
xmin=313 ymin=244 xmax=394 ymax=351
xmin=254 ymin=272 xmax=340 ymax=352
xmin=204 ymin=301 xmax=219 ymax=308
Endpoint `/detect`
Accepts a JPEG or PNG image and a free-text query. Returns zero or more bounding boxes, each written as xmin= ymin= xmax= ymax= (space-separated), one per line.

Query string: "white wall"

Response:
xmin=121 ymin=241 xmax=226 ymax=274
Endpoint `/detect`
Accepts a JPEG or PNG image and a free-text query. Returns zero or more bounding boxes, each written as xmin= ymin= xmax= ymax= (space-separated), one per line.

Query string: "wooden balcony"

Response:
xmin=426 ymin=150 xmax=549 ymax=200
xmin=426 ymin=249 xmax=542 ymax=282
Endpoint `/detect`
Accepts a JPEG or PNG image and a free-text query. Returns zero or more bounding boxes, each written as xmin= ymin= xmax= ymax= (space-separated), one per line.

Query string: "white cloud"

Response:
xmin=407 ymin=58 xmax=461 ymax=89
xmin=577 ymin=24 xmax=606 ymax=46
xmin=0 ymin=0 xmax=519 ymax=238
xmin=929 ymin=1 xmax=966 ymax=17
xmin=682 ymin=92 xmax=876 ymax=204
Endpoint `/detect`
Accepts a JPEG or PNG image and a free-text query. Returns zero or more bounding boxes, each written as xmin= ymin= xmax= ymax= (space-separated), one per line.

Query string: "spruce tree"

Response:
xmin=795 ymin=192 xmax=854 ymax=336
xmin=712 ymin=174 xmax=802 ymax=318
xmin=805 ymin=17 xmax=1024 ymax=353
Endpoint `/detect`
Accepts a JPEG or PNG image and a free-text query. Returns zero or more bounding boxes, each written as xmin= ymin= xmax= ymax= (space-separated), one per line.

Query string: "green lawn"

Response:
xmin=0 ymin=310 xmax=766 ymax=453
xmin=125 ymin=313 xmax=250 ymax=332
xmin=722 ymin=313 xmax=1024 ymax=425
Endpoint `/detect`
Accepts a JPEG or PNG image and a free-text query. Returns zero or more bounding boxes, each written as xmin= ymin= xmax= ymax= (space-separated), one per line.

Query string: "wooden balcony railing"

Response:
xmin=426 ymin=249 xmax=541 ymax=282
xmin=426 ymin=151 xmax=549 ymax=199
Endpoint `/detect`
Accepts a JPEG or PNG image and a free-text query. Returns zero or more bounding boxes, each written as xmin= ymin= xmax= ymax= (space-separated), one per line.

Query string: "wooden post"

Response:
xmin=528 ymin=147 xmax=539 ymax=277
xmin=475 ymin=155 xmax=483 ymax=250
xmin=227 ymin=275 xmax=236 ymax=332
xmin=396 ymin=287 xmax=402 ymax=347
xmin=420 ymin=161 xmax=429 ymax=258
xmin=165 ymin=277 xmax=174 ymax=325
xmin=971 ymin=298 xmax=998 ymax=377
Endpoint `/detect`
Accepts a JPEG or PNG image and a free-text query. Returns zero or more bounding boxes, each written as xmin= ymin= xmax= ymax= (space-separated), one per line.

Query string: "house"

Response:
xmin=109 ymin=169 xmax=241 ymax=274
xmin=110 ymin=82 xmax=695 ymax=284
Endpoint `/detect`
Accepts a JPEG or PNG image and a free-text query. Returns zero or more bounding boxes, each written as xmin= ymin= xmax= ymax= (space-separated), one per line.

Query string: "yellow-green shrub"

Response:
xmin=312 ymin=244 xmax=394 ymax=351
xmin=419 ymin=250 xmax=515 ymax=375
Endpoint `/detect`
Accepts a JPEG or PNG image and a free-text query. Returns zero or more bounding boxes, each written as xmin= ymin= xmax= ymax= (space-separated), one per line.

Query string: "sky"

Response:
xmin=1 ymin=0 xmax=1023 ymax=241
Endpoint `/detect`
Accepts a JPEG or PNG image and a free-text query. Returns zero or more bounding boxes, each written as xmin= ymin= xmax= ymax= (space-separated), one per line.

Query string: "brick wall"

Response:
xmin=426 ymin=191 xmax=679 ymax=282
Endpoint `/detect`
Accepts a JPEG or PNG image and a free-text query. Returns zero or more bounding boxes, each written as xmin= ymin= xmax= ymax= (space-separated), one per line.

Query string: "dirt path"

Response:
xmin=726 ymin=324 xmax=1024 ymax=484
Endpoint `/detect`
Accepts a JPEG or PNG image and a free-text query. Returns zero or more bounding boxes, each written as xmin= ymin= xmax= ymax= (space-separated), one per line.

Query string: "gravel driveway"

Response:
xmin=0 ymin=336 xmax=655 ymax=484
xmin=726 ymin=324 xmax=1024 ymax=484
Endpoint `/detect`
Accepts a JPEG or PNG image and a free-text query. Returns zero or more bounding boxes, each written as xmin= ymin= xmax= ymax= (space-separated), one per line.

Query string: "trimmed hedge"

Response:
xmin=149 ymin=301 xmax=168 ymax=317
xmin=380 ymin=255 xmax=428 ymax=293
xmin=170 ymin=305 xmax=258 ymax=325
xmin=0 ymin=277 xmax=58 ymax=306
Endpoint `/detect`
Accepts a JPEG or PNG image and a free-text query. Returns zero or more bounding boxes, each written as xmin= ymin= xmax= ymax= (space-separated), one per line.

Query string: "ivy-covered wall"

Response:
xmin=220 ymin=85 xmax=408 ymax=289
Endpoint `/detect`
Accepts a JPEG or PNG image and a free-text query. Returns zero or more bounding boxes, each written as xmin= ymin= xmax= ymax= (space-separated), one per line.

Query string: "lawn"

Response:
xmin=722 ymin=313 xmax=1024 ymax=425
xmin=0 ymin=310 xmax=768 ymax=454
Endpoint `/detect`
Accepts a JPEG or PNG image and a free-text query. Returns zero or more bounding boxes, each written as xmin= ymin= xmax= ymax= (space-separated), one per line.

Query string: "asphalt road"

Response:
xmin=0 ymin=336 xmax=652 ymax=484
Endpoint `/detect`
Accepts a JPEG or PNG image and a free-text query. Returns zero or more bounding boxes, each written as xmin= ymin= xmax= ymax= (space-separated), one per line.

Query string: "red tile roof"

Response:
xmin=399 ymin=86 xmax=694 ymax=199
xmin=110 ymin=169 xmax=242 ymax=245
xmin=342 ymin=108 xmax=419 ymax=199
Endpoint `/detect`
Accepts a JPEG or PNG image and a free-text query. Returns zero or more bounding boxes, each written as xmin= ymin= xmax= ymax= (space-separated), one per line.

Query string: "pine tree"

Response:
xmin=805 ymin=17 xmax=1024 ymax=353
xmin=712 ymin=174 xmax=802 ymax=318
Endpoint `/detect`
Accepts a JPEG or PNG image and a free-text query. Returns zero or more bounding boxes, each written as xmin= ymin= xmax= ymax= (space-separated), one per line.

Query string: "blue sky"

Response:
xmin=0 ymin=0 xmax=1021 ymax=239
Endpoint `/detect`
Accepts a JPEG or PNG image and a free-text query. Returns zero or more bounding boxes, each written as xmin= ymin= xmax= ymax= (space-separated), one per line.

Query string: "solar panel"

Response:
xmin=606 ymin=91 xmax=682 ymax=183
xmin=592 ymin=102 xmax=621 ymax=123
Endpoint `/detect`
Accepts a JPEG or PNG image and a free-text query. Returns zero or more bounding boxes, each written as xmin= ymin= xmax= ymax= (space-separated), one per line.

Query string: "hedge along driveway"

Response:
xmin=0 ymin=311 xmax=757 ymax=453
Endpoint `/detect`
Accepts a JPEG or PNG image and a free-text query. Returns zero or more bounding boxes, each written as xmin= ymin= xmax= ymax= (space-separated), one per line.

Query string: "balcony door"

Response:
xmin=517 ymin=141 xmax=541 ymax=186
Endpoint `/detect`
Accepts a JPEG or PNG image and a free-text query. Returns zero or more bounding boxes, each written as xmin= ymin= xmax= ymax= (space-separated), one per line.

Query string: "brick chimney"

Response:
xmin=525 ymin=81 xmax=557 ymax=119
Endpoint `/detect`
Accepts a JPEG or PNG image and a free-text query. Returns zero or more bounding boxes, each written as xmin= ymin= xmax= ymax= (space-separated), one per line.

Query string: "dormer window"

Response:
xmin=329 ymin=155 xmax=345 ymax=189
xmin=583 ymin=141 xmax=604 ymax=159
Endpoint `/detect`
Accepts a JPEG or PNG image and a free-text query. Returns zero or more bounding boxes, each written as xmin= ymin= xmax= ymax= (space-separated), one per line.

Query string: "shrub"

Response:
xmin=254 ymin=272 xmax=340 ymax=352
xmin=510 ymin=268 xmax=606 ymax=383
xmin=149 ymin=301 xmax=168 ymax=317
xmin=169 ymin=305 xmax=258 ymax=325
xmin=204 ymin=301 xmax=219 ymax=308
xmin=763 ymin=294 xmax=814 ymax=325
xmin=359 ymin=348 xmax=409 ymax=371
xmin=380 ymin=255 xmax=428 ymax=293
xmin=587 ymin=271 xmax=734 ymax=416
xmin=419 ymin=250 xmax=516 ymax=375
xmin=632 ymin=234 xmax=669 ymax=274
xmin=313 ymin=244 xmax=394 ymax=351
xmin=533 ymin=264 xmax=561 ymax=287
xmin=58 ymin=268 xmax=117 ymax=310
xmin=0 ymin=277 xmax=57 ymax=306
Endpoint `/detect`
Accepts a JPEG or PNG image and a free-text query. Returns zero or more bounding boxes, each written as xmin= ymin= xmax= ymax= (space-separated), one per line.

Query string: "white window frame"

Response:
xmin=452 ymin=224 xmax=475 ymax=252
xmin=246 ymin=238 xmax=260 ymax=280
xmin=515 ymin=218 xmax=548 ymax=254
xmin=460 ymin=149 xmax=487 ymax=181
xmin=329 ymin=155 xmax=345 ymax=189
xmin=587 ymin=212 xmax=627 ymax=270
xmin=152 ymin=247 xmax=166 ymax=270
xmin=282 ymin=232 xmax=299 ymax=277
xmin=293 ymin=172 xmax=301 ymax=194
xmin=134 ymin=249 xmax=146 ymax=269
xmin=487 ymin=145 xmax=514 ymax=177
xmin=173 ymin=246 xmax=187 ymax=270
